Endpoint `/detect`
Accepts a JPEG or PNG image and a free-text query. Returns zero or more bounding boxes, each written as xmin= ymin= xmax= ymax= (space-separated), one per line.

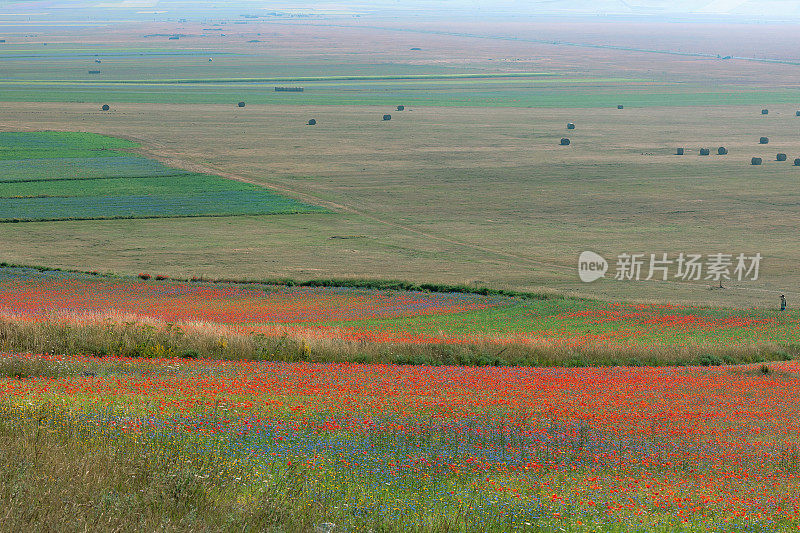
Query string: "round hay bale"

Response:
xmin=617 ymin=105 xmax=624 ymax=109
xmin=751 ymin=157 xmax=763 ymax=166
xmin=794 ymin=158 xmax=800 ymax=166
xmin=699 ymin=148 xmax=710 ymax=156
xmin=396 ymin=105 xmax=405 ymax=111
xmin=307 ymin=119 xmax=316 ymax=126
xmin=383 ymin=114 xmax=392 ymax=121
xmin=717 ymin=147 xmax=728 ymax=155
xmin=762 ymin=109 xmax=769 ymax=115
xmin=777 ymin=153 xmax=788 ymax=161
xmin=101 ymin=104 xmax=110 ymax=111
xmin=676 ymin=148 xmax=684 ymax=155
xmin=566 ymin=122 xmax=575 ymax=130
xmin=560 ymin=138 xmax=571 ymax=146
xmin=237 ymin=101 xmax=245 ymax=108
xmin=759 ymin=137 xmax=769 ymax=144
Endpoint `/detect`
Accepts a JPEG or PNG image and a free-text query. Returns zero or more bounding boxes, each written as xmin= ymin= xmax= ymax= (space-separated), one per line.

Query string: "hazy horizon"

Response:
xmin=2 ymin=0 xmax=800 ymax=23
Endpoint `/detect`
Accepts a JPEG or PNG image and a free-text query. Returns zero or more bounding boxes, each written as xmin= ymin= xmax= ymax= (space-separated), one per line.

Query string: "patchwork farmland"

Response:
xmin=0 ymin=132 xmax=322 ymax=222
xmin=1 ymin=9 xmax=800 ymax=532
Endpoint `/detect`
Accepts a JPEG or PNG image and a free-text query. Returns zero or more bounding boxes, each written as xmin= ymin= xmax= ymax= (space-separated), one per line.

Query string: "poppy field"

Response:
xmin=327 ymin=300 xmax=799 ymax=352
xmin=0 ymin=267 xmax=504 ymax=325
xmin=2 ymin=353 xmax=800 ymax=531
xmin=0 ymin=266 xmax=797 ymax=367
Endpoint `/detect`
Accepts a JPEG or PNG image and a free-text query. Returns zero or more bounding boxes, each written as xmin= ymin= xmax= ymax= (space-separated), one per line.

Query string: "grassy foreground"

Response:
xmin=0 ymin=402 xmax=313 ymax=532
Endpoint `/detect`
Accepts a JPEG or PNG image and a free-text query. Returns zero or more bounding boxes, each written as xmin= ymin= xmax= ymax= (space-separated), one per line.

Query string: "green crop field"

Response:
xmin=0 ymin=157 xmax=189 ymax=181
xmin=1 ymin=81 xmax=799 ymax=108
xmin=0 ymin=174 xmax=266 ymax=197
xmin=0 ymin=131 xmax=137 ymax=151
xmin=0 ymin=131 xmax=137 ymax=159
xmin=0 ymin=190 xmax=324 ymax=222
xmin=0 ymin=132 xmax=323 ymax=221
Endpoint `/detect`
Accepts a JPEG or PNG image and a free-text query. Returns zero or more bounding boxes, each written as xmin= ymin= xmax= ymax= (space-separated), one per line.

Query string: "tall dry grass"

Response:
xmin=0 ymin=313 xmax=794 ymax=368
xmin=0 ymin=403 xmax=316 ymax=532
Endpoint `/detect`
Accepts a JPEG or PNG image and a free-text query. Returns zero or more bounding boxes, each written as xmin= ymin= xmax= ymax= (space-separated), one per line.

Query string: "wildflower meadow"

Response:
xmin=0 ymin=267 xmax=797 ymax=366
xmin=2 ymin=267 xmax=800 ymax=531
xmin=2 ymin=354 xmax=800 ymax=531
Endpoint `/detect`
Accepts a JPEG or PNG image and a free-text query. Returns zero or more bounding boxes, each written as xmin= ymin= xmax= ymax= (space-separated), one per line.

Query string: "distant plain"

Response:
xmin=0 ymin=20 xmax=799 ymax=307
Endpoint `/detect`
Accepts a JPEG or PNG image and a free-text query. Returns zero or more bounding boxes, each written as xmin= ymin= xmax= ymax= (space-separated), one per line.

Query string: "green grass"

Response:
xmin=19 ymin=72 xmax=558 ymax=83
xmin=0 ymin=403 xmax=313 ymax=532
xmin=0 ymin=132 xmax=137 ymax=160
xmin=0 ymin=47 xmax=237 ymax=57
xmin=0 ymin=51 xmax=482 ymax=83
xmin=0 ymin=148 xmax=128 ymax=160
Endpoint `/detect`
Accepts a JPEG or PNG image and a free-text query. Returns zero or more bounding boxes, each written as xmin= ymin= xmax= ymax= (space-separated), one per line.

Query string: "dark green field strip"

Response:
xmin=1 ymin=83 xmax=799 ymax=108
xmin=0 ymin=157 xmax=190 ymax=182
xmin=0 ymin=190 xmax=324 ymax=222
xmin=41 ymin=72 xmax=557 ymax=84
xmin=0 ymin=132 xmax=138 ymax=160
xmin=0 ymin=59 xmax=477 ymax=83
xmin=0 ymin=50 xmax=239 ymax=59
xmin=0 ymin=132 xmax=137 ymax=151
xmin=0 ymin=148 xmax=130 ymax=160
xmin=0 ymin=174 xmax=275 ymax=198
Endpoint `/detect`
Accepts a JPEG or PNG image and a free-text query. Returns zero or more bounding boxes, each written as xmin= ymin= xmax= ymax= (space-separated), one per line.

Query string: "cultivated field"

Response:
xmin=0 ymin=132 xmax=321 ymax=221
xmin=1 ymin=22 xmax=800 ymax=305
xmin=2 ymin=102 xmax=800 ymax=307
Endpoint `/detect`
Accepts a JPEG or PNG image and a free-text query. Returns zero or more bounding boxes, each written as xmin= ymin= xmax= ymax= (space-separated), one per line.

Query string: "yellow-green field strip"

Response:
xmin=0 ymin=72 xmax=559 ymax=84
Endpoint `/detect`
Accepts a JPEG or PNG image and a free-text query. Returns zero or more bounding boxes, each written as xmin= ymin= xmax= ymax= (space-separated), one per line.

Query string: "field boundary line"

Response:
xmin=129 ymin=139 xmax=578 ymax=276
xmin=129 ymin=138 xmax=785 ymax=299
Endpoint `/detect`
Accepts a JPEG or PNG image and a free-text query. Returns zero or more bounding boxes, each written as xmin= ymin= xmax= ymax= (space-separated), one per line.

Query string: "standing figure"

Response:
xmin=781 ymin=294 xmax=787 ymax=311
